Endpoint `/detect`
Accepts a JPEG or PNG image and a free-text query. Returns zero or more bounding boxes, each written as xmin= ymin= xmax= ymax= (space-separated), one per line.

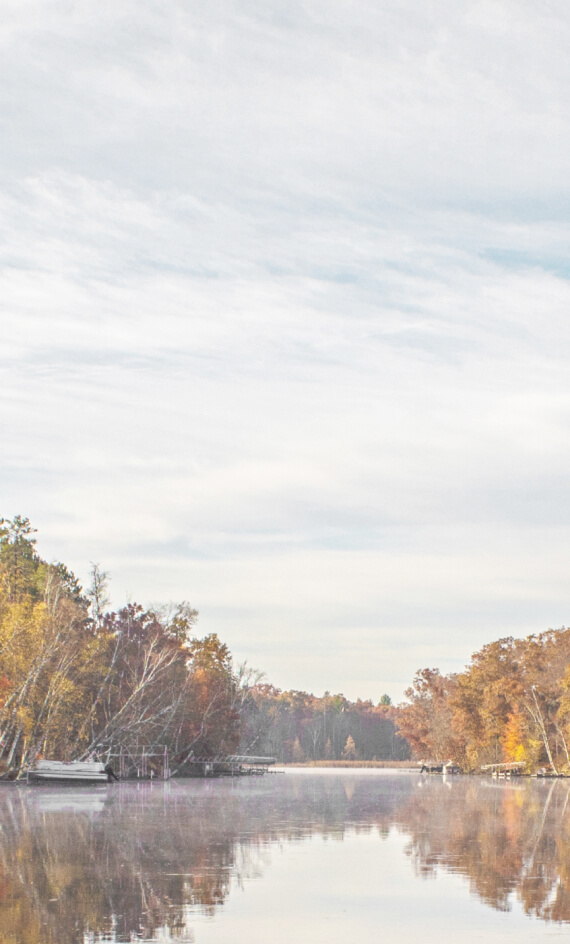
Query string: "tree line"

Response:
xmin=239 ymin=685 xmax=409 ymax=762
xmin=6 ymin=514 xmax=570 ymax=775
xmin=0 ymin=516 xmax=408 ymax=776
xmin=398 ymin=629 xmax=570 ymax=772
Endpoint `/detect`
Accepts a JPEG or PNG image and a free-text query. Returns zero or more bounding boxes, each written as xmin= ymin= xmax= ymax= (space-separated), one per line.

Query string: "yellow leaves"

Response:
xmin=0 ymin=600 xmax=48 ymax=694
xmin=342 ymin=735 xmax=358 ymax=760
xmin=502 ymin=710 xmax=527 ymax=763
xmin=557 ymin=664 xmax=570 ymax=720
xmin=0 ymin=588 xmax=106 ymax=767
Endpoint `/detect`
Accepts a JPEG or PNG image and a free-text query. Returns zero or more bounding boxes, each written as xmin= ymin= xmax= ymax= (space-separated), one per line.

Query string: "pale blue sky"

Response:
xmin=3 ymin=1 xmax=570 ymax=700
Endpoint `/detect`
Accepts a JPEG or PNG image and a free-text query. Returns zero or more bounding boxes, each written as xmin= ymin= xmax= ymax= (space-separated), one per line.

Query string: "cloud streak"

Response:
xmin=2 ymin=1 xmax=570 ymax=699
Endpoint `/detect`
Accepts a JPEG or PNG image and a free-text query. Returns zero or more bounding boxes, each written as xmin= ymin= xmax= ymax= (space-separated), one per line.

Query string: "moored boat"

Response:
xmin=27 ymin=760 xmax=111 ymax=784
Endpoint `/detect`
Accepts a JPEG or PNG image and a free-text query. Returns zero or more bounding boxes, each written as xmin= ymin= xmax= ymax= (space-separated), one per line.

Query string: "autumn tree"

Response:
xmin=399 ymin=629 xmax=570 ymax=773
xmin=398 ymin=668 xmax=462 ymax=763
xmin=0 ymin=525 xmax=97 ymax=774
xmin=342 ymin=734 xmax=357 ymax=759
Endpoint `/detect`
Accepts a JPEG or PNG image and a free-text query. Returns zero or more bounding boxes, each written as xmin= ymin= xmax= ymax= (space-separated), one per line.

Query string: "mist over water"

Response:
xmin=1 ymin=771 xmax=569 ymax=943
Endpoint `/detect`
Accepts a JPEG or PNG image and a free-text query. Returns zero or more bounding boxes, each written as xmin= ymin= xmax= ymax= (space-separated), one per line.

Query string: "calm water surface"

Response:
xmin=1 ymin=770 xmax=569 ymax=943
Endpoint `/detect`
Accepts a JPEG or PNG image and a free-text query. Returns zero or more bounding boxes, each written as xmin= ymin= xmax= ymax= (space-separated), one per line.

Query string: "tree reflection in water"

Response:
xmin=401 ymin=776 xmax=570 ymax=922
xmin=0 ymin=774 xmax=570 ymax=942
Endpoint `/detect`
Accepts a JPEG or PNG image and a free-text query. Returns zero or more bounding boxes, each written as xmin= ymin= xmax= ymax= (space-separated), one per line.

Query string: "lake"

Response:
xmin=1 ymin=769 xmax=569 ymax=942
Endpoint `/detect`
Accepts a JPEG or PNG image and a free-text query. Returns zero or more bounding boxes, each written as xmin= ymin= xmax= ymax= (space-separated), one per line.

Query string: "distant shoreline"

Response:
xmin=280 ymin=760 xmax=417 ymax=769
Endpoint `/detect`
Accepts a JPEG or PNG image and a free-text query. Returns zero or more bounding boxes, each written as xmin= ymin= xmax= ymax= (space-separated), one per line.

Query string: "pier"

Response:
xmin=481 ymin=762 xmax=526 ymax=778
xmin=182 ymin=755 xmax=277 ymax=778
xmin=106 ymin=749 xmax=276 ymax=780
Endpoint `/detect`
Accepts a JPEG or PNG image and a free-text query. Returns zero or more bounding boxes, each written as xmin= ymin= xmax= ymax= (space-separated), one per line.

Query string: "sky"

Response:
xmin=2 ymin=0 xmax=570 ymax=702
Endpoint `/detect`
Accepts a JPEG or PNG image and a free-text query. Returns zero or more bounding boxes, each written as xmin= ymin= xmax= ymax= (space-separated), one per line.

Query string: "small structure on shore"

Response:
xmin=443 ymin=760 xmax=460 ymax=775
xmin=103 ymin=750 xmax=276 ymax=780
xmin=419 ymin=759 xmax=459 ymax=775
xmin=108 ymin=747 xmax=171 ymax=781
xmin=481 ymin=762 xmax=526 ymax=778
xmin=182 ymin=754 xmax=277 ymax=778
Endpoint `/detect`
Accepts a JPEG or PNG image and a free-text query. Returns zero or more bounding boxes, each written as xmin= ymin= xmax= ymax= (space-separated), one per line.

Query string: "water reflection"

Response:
xmin=402 ymin=776 xmax=570 ymax=922
xmin=0 ymin=773 xmax=569 ymax=942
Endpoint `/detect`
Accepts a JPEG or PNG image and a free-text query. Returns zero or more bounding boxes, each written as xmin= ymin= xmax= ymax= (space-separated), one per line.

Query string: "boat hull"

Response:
xmin=28 ymin=772 xmax=109 ymax=783
xmin=28 ymin=761 xmax=110 ymax=784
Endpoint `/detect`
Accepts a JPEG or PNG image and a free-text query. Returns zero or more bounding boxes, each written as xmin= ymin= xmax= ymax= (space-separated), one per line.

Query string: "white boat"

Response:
xmin=27 ymin=760 xmax=110 ymax=784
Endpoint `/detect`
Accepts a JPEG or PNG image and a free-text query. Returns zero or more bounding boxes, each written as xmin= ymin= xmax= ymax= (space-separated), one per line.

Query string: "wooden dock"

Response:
xmin=182 ymin=754 xmax=277 ymax=778
xmin=105 ymin=750 xmax=276 ymax=780
xmin=481 ymin=762 xmax=526 ymax=778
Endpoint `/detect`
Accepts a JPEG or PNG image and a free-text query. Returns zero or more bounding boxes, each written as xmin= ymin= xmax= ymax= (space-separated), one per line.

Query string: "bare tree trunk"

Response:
xmin=554 ymin=721 xmax=570 ymax=768
xmin=527 ymin=688 xmax=559 ymax=775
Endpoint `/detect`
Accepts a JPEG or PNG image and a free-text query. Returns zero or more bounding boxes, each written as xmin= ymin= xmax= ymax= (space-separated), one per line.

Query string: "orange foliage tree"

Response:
xmin=398 ymin=629 xmax=570 ymax=773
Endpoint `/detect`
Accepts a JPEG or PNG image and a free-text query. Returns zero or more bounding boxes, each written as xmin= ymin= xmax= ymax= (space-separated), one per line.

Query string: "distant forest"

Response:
xmin=2 ymin=515 xmax=570 ymax=775
xmin=239 ymin=686 xmax=408 ymax=763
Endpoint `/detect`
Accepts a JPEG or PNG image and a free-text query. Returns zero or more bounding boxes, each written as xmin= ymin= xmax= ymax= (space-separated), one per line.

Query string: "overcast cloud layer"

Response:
xmin=2 ymin=0 xmax=570 ymax=700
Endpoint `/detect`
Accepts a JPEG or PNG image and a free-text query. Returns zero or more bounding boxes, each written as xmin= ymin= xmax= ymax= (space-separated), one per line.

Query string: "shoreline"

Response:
xmin=280 ymin=760 xmax=417 ymax=769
